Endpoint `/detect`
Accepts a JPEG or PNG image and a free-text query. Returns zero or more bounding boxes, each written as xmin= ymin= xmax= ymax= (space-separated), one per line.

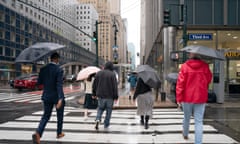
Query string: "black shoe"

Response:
xmin=144 ymin=123 xmax=149 ymax=129
xmin=129 ymin=95 xmax=131 ymax=100
xmin=95 ymin=120 xmax=99 ymax=130
xmin=140 ymin=120 xmax=144 ymax=125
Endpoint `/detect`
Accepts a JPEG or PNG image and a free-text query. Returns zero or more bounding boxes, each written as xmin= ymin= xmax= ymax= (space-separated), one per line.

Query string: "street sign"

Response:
xmin=188 ymin=33 xmax=213 ymax=40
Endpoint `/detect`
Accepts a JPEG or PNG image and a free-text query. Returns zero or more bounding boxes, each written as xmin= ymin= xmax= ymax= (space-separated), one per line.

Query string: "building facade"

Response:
xmin=77 ymin=0 xmax=127 ymax=64
xmin=75 ymin=4 xmax=98 ymax=53
xmin=140 ymin=0 xmax=240 ymax=102
xmin=0 ymin=0 xmax=104 ymax=85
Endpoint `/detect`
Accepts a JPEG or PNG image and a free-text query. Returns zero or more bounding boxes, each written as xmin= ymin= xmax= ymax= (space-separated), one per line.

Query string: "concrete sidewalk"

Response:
xmin=78 ymin=86 xmax=177 ymax=109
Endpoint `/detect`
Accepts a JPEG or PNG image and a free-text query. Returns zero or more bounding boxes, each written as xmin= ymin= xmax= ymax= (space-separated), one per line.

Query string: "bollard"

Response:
xmin=160 ymin=92 xmax=166 ymax=102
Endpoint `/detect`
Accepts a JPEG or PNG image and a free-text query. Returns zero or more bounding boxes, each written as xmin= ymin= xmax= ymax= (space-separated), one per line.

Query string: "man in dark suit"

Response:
xmin=32 ymin=52 xmax=65 ymax=144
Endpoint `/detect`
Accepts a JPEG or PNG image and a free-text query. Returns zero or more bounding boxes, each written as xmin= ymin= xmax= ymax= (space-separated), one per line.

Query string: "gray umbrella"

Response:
xmin=136 ymin=65 xmax=161 ymax=89
xmin=166 ymin=72 xmax=178 ymax=84
xmin=181 ymin=45 xmax=225 ymax=60
xmin=15 ymin=42 xmax=65 ymax=63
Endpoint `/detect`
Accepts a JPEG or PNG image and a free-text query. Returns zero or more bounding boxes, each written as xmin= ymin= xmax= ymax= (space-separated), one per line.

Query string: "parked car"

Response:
xmin=64 ymin=74 xmax=77 ymax=82
xmin=13 ymin=74 xmax=43 ymax=91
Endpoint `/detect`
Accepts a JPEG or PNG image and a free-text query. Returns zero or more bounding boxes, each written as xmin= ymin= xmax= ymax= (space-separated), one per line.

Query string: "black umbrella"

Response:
xmin=15 ymin=42 xmax=65 ymax=63
xmin=136 ymin=65 xmax=161 ymax=89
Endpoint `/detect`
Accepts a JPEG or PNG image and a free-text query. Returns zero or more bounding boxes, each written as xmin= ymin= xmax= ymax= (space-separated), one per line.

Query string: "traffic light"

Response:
xmin=113 ymin=49 xmax=118 ymax=64
xmin=92 ymin=31 xmax=97 ymax=42
xmin=163 ymin=9 xmax=171 ymax=25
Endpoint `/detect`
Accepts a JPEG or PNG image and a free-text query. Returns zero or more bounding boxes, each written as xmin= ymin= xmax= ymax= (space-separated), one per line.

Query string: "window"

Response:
xmin=0 ymin=29 xmax=4 ymax=38
xmin=5 ymin=47 xmax=15 ymax=57
xmin=0 ymin=46 xmax=4 ymax=56
xmin=20 ymin=21 xmax=24 ymax=30
xmin=0 ymin=12 xmax=4 ymax=22
xmin=10 ymin=15 xmax=15 ymax=26
xmin=20 ymin=4 xmax=23 ymax=9
xmin=20 ymin=36 xmax=24 ymax=44
xmin=10 ymin=32 xmax=15 ymax=42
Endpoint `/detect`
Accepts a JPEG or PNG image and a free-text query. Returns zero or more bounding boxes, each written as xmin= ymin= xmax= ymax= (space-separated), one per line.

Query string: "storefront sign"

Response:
xmin=188 ymin=33 xmax=212 ymax=40
xmin=225 ymin=51 xmax=240 ymax=59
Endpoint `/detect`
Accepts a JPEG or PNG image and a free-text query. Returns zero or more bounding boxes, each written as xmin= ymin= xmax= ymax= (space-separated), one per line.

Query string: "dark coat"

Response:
xmin=92 ymin=62 xmax=118 ymax=100
xmin=133 ymin=78 xmax=151 ymax=100
xmin=38 ymin=63 xmax=65 ymax=104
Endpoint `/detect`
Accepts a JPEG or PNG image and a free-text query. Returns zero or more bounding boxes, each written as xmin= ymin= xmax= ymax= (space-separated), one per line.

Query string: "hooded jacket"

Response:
xmin=92 ymin=62 xmax=118 ymax=100
xmin=176 ymin=59 xmax=212 ymax=103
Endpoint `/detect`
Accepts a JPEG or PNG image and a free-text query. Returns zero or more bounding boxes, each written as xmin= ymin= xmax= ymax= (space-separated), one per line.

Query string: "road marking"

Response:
xmin=0 ymin=107 xmax=237 ymax=143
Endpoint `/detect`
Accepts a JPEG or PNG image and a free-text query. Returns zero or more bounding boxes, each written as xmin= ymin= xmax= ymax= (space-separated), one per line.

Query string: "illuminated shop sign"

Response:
xmin=225 ymin=51 xmax=240 ymax=59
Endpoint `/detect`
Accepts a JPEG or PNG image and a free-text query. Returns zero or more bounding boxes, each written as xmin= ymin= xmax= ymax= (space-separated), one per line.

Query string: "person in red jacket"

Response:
xmin=176 ymin=52 xmax=212 ymax=144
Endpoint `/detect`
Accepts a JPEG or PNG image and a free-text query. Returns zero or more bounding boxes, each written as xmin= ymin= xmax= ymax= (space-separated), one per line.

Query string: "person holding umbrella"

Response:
xmin=83 ymin=73 xmax=97 ymax=120
xmin=32 ymin=52 xmax=65 ymax=144
xmin=133 ymin=65 xmax=161 ymax=129
xmin=133 ymin=77 xmax=153 ymax=129
xmin=176 ymin=52 xmax=212 ymax=144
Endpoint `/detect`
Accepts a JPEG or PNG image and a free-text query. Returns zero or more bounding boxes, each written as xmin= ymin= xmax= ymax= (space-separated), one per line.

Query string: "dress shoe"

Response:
xmin=182 ymin=131 xmax=188 ymax=140
xmin=183 ymin=135 xmax=188 ymax=140
xmin=57 ymin=133 xmax=65 ymax=139
xmin=32 ymin=132 xmax=40 ymax=144
xmin=129 ymin=95 xmax=131 ymax=100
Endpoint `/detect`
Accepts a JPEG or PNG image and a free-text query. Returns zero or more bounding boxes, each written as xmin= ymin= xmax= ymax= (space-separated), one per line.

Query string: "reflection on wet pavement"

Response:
xmin=205 ymin=101 xmax=240 ymax=142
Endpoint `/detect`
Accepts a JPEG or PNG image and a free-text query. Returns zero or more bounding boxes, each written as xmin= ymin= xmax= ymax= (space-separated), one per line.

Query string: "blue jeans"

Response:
xmin=182 ymin=102 xmax=205 ymax=144
xmin=95 ymin=98 xmax=114 ymax=128
xmin=36 ymin=100 xmax=65 ymax=137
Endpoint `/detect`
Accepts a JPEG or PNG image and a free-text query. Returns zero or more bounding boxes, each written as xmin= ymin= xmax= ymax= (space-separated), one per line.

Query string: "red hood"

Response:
xmin=185 ymin=59 xmax=206 ymax=70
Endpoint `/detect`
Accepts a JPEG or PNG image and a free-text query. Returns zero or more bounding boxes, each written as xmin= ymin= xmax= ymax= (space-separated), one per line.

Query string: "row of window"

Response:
xmin=76 ymin=5 xmax=91 ymax=10
xmin=76 ymin=11 xmax=91 ymax=15
xmin=0 ymin=45 xmax=16 ymax=57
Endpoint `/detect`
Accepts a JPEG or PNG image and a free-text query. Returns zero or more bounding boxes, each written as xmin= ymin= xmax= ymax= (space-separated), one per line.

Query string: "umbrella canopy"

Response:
xmin=15 ymin=42 xmax=65 ymax=63
xmin=136 ymin=65 xmax=161 ymax=89
xmin=166 ymin=72 xmax=178 ymax=84
xmin=181 ymin=45 xmax=225 ymax=60
xmin=77 ymin=66 xmax=101 ymax=81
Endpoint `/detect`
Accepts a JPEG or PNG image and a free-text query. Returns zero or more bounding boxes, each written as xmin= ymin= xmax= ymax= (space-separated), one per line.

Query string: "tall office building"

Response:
xmin=77 ymin=0 xmax=126 ymax=64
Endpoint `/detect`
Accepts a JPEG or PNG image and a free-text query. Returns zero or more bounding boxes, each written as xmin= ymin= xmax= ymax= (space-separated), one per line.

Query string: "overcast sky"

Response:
xmin=121 ymin=0 xmax=141 ymax=65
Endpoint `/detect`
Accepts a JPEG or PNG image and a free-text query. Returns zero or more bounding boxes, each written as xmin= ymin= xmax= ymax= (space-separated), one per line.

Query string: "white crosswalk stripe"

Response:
xmin=0 ymin=107 xmax=237 ymax=143
xmin=0 ymin=92 xmax=79 ymax=103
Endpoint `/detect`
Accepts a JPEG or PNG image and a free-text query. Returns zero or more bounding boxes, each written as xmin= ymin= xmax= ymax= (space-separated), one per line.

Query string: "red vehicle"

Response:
xmin=14 ymin=74 xmax=43 ymax=91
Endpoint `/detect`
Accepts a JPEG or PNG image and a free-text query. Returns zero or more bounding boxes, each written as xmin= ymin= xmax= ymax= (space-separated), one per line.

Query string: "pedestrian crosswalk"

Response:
xmin=0 ymin=87 xmax=81 ymax=103
xmin=0 ymin=107 xmax=237 ymax=143
xmin=0 ymin=92 xmax=80 ymax=103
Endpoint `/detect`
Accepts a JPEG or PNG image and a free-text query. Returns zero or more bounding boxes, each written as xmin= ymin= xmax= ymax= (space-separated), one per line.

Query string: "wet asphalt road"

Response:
xmin=0 ymin=84 xmax=240 ymax=143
